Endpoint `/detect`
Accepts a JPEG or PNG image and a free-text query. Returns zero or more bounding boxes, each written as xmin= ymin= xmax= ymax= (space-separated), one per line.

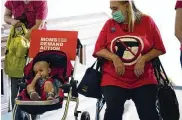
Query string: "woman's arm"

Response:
xmin=141 ymin=49 xmax=163 ymax=62
xmin=134 ymin=49 xmax=163 ymax=77
xmin=95 ymin=48 xmax=119 ymax=61
xmin=175 ymin=8 xmax=182 ymax=44
xmin=96 ymin=49 xmax=125 ymax=76
xmin=4 ymin=7 xmax=22 ymax=26
xmin=25 ymin=19 xmax=45 ymax=39
xmin=134 ymin=16 xmax=166 ymax=77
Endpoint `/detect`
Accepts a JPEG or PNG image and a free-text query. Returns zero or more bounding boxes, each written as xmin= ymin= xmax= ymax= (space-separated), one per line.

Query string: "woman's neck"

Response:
xmin=24 ymin=0 xmax=30 ymax=4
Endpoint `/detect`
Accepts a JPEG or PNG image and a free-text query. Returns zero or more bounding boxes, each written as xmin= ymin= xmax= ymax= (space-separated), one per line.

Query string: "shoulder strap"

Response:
xmin=152 ymin=57 xmax=170 ymax=85
xmin=6 ymin=26 xmax=15 ymax=51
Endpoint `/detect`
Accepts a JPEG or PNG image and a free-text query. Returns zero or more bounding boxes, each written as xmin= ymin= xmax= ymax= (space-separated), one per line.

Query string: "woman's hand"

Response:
xmin=11 ymin=20 xmax=23 ymax=27
xmin=111 ymin=55 xmax=125 ymax=76
xmin=24 ymin=33 xmax=30 ymax=40
xmin=134 ymin=56 xmax=146 ymax=77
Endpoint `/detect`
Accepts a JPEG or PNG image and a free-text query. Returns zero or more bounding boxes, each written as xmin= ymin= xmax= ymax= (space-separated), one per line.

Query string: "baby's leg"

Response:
xmin=44 ymin=81 xmax=55 ymax=100
xmin=27 ymin=84 xmax=35 ymax=94
xmin=27 ymin=85 xmax=40 ymax=101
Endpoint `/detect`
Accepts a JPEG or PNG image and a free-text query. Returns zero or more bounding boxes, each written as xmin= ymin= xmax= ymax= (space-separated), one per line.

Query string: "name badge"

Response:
xmin=111 ymin=27 xmax=116 ymax=33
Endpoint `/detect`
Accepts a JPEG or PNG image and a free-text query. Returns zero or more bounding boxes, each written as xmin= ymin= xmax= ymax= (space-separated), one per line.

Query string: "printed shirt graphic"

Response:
xmin=93 ymin=15 xmax=166 ymax=88
xmin=110 ymin=35 xmax=144 ymax=66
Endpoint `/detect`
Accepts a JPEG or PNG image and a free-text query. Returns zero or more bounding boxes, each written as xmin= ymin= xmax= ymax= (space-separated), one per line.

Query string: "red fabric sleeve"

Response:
xmin=4 ymin=1 xmax=12 ymax=11
xmin=36 ymin=1 xmax=48 ymax=20
xmin=149 ymin=17 xmax=166 ymax=54
xmin=175 ymin=1 xmax=182 ymax=9
xmin=46 ymin=78 xmax=54 ymax=83
xmin=93 ymin=20 xmax=110 ymax=57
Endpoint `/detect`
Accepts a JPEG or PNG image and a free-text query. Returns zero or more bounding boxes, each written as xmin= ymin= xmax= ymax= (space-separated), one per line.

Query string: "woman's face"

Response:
xmin=110 ymin=1 xmax=128 ymax=18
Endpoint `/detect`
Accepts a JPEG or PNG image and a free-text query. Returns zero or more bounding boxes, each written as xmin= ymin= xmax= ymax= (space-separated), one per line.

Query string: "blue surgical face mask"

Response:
xmin=112 ymin=10 xmax=125 ymax=23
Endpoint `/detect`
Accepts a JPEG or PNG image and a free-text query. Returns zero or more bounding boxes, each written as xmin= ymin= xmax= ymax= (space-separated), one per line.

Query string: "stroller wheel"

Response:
xmin=81 ymin=111 xmax=90 ymax=120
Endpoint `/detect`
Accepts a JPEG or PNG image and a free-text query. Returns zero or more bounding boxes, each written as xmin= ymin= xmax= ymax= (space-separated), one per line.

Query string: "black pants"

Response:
xmin=11 ymin=77 xmax=21 ymax=109
xmin=102 ymin=85 xmax=160 ymax=120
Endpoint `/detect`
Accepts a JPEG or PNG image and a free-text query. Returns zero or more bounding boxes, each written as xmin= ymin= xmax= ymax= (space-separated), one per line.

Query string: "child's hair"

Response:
xmin=33 ymin=61 xmax=50 ymax=69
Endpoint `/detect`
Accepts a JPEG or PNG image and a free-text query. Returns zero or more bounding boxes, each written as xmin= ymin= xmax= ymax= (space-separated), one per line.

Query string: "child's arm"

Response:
xmin=29 ymin=73 xmax=41 ymax=88
xmin=27 ymin=73 xmax=41 ymax=100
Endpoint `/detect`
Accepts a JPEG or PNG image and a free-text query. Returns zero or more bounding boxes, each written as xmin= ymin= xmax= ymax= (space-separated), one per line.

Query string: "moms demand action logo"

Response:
xmin=29 ymin=30 xmax=78 ymax=59
xmin=39 ymin=37 xmax=67 ymax=51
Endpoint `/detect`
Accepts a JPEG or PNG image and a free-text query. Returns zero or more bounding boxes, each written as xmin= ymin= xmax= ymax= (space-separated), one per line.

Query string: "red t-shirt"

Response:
xmin=93 ymin=15 xmax=166 ymax=89
xmin=175 ymin=0 xmax=182 ymax=49
xmin=5 ymin=0 xmax=48 ymax=29
xmin=175 ymin=0 xmax=182 ymax=9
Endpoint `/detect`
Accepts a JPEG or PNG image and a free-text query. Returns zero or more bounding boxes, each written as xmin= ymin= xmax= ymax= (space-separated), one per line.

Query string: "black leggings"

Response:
xmin=11 ymin=77 xmax=21 ymax=109
xmin=102 ymin=85 xmax=160 ymax=120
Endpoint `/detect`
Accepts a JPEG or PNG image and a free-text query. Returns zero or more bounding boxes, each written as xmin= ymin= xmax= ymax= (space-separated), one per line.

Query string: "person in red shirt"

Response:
xmin=4 ymin=1 xmax=48 ymax=120
xmin=4 ymin=0 xmax=48 ymax=39
xmin=175 ymin=0 xmax=182 ymax=67
xmin=93 ymin=1 xmax=166 ymax=120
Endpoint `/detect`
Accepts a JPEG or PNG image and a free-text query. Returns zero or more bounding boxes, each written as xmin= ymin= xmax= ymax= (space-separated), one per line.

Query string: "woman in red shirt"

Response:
xmin=175 ymin=0 xmax=182 ymax=67
xmin=93 ymin=1 xmax=166 ymax=120
xmin=4 ymin=0 xmax=48 ymax=39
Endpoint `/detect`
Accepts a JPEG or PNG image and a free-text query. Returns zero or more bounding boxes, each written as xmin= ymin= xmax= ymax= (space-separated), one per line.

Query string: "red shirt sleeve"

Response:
xmin=4 ymin=1 xmax=12 ymax=11
xmin=175 ymin=0 xmax=182 ymax=9
xmin=149 ymin=17 xmax=166 ymax=54
xmin=36 ymin=1 xmax=48 ymax=20
xmin=93 ymin=20 xmax=110 ymax=57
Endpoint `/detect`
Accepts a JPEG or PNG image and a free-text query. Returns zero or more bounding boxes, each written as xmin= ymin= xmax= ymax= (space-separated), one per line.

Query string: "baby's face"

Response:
xmin=33 ymin=61 xmax=51 ymax=79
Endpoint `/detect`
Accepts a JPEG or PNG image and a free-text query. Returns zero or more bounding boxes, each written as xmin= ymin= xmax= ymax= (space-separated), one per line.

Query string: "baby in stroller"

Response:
xmin=27 ymin=60 xmax=60 ymax=101
xmin=13 ymin=43 xmax=91 ymax=120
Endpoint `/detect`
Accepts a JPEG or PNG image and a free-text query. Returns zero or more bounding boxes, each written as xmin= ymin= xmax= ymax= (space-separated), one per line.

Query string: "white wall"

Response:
xmin=47 ymin=0 xmax=109 ymax=19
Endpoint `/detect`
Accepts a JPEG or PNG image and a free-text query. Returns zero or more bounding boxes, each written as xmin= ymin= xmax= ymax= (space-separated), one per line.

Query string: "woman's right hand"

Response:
xmin=111 ymin=54 xmax=125 ymax=76
xmin=11 ymin=20 xmax=23 ymax=27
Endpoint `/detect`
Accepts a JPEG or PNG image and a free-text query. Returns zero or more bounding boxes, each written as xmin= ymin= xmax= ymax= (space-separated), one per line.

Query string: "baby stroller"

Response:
xmin=13 ymin=39 xmax=90 ymax=120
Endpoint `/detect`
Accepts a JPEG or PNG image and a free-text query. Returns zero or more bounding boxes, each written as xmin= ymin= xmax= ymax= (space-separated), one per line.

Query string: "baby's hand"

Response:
xmin=34 ymin=73 xmax=41 ymax=80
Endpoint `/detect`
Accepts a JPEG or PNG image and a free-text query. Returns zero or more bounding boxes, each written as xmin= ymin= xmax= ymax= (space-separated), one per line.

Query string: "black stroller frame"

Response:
xmin=13 ymin=39 xmax=90 ymax=120
xmin=95 ymin=98 xmax=105 ymax=120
